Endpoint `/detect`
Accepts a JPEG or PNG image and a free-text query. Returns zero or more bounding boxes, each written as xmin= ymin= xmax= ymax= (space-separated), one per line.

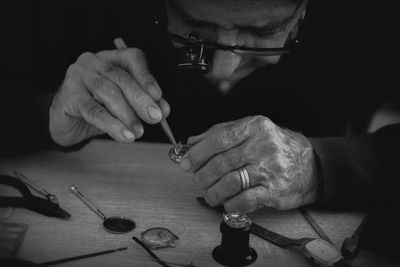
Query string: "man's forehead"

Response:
xmin=167 ymin=0 xmax=300 ymax=29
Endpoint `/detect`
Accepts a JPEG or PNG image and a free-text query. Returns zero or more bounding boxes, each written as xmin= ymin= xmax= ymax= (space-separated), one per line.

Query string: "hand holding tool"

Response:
xmin=113 ymin=38 xmax=181 ymax=153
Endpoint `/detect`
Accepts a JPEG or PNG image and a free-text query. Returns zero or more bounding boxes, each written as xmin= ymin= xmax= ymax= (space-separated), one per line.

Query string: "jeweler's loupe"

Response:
xmin=70 ymin=185 xmax=136 ymax=234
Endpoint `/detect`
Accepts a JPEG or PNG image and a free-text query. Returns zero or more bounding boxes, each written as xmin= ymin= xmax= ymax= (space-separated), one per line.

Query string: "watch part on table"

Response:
xmin=141 ymin=227 xmax=179 ymax=249
xmin=169 ymin=142 xmax=191 ymax=163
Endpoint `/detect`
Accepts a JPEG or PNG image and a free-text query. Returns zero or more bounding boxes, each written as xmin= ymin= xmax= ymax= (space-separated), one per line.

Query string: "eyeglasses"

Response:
xmin=156 ymin=0 xmax=308 ymax=72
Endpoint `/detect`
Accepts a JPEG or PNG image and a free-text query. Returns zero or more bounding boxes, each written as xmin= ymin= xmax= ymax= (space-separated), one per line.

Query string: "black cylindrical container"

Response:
xmin=212 ymin=213 xmax=257 ymax=267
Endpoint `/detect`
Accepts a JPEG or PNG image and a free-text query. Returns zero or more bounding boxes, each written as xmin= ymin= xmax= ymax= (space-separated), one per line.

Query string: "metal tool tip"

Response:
xmin=70 ymin=185 xmax=78 ymax=191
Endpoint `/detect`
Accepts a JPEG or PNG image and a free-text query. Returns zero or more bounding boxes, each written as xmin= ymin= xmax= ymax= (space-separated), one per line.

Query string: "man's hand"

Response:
xmin=49 ymin=47 xmax=170 ymax=146
xmin=180 ymin=116 xmax=319 ymax=213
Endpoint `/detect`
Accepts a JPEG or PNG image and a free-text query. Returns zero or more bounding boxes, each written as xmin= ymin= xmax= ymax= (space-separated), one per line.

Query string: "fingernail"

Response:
xmin=180 ymin=158 xmax=192 ymax=172
xmin=122 ymin=130 xmax=135 ymax=141
xmin=147 ymin=106 xmax=162 ymax=121
xmin=135 ymin=125 xmax=144 ymax=138
xmin=148 ymin=84 xmax=161 ymax=99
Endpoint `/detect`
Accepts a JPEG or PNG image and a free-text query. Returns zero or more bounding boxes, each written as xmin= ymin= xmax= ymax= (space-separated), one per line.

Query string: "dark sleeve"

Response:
xmin=0 ymin=83 xmax=55 ymax=156
xmin=0 ymin=83 xmax=94 ymax=156
xmin=308 ymin=123 xmax=400 ymax=209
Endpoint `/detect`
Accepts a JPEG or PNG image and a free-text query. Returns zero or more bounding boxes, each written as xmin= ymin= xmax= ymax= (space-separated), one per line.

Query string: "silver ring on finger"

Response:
xmin=238 ymin=167 xmax=250 ymax=191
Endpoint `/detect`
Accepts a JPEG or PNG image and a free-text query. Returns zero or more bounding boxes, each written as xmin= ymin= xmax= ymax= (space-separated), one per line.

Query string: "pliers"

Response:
xmin=0 ymin=174 xmax=70 ymax=218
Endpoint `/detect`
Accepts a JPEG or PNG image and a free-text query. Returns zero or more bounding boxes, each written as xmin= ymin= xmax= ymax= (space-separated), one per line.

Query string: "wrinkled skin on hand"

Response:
xmin=180 ymin=115 xmax=319 ymax=213
xmin=49 ymin=47 xmax=170 ymax=147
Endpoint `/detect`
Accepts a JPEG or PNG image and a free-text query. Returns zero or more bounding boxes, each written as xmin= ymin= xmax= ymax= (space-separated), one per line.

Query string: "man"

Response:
xmin=1 ymin=0 xmax=399 ymax=213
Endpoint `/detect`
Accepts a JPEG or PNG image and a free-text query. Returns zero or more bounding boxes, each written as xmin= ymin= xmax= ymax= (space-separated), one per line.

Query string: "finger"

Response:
xmin=113 ymin=37 xmax=126 ymax=50
xmin=158 ymin=98 xmax=171 ymax=118
xmin=101 ymin=65 xmax=162 ymax=124
xmin=80 ymin=51 xmax=162 ymax=124
xmin=224 ymin=186 xmax=273 ymax=214
xmin=204 ymin=171 xmax=242 ymax=207
xmin=112 ymin=38 xmax=161 ymax=100
xmin=132 ymin=122 xmax=144 ymax=139
xmin=193 ymin=145 xmax=247 ymax=189
xmin=106 ymin=67 xmax=162 ymax=124
xmin=187 ymin=121 xmax=235 ymax=145
xmin=204 ymin=164 xmax=261 ymax=207
xmin=77 ymin=92 xmax=136 ymax=143
xmin=77 ymin=65 xmax=144 ymax=138
xmin=181 ymin=123 xmax=251 ymax=172
xmin=99 ymin=48 xmax=163 ymax=101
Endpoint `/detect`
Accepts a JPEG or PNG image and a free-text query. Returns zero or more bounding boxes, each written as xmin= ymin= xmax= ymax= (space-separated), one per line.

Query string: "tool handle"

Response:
xmin=38 ymin=247 xmax=127 ymax=266
xmin=70 ymin=185 xmax=106 ymax=220
xmin=0 ymin=175 xmax=33 ymax=198
xmin=0 ymin=196 xmax=57 ymax=218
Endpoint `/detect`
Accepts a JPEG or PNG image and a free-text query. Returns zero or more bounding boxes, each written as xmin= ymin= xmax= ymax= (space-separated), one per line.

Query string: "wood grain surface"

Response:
xmin=0 ymin=140 xmax=398 ymax=267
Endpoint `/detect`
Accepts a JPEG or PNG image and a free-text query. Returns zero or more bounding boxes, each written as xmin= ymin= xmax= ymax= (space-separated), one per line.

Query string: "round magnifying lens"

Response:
xmin=103 ymin=216 xmax=136 ymax=234
xmin=70 ymin=185 xmax=136 ymax=234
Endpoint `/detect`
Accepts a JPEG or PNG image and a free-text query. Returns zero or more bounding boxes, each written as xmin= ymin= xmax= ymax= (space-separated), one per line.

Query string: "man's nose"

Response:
xmin=210 ymin=29 xmax=243 ymax=79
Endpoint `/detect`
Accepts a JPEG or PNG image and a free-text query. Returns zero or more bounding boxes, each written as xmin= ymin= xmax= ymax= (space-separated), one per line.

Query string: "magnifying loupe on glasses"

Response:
xmin=155 ymin=0 xmax=307 ymax=73
xmin=70 ymin=185 xmax=136 ymax=234
xmin=156 ymin=21 xmax=299 ymax=73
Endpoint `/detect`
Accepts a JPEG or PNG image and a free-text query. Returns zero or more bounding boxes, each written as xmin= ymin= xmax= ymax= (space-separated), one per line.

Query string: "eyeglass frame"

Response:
xmin=155 ymin=0 xmax=309 ymax=57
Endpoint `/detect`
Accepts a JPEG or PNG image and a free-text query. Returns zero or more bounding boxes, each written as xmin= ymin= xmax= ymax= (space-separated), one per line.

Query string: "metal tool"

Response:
xmin=133 ymin=236 xmax=172 ymax=267
xmin=37 ymin=247 xmax=127 ymax=266
xmin=0 ymin=175 xmax=70 ymax=218
xmin=196 ymin=197 xmax=352 ymax=267
xmin=160 ymin=119 xmax=178 ymax=149
xmin=299 ymin=207 xmax=333 ymax=244
xmin=133 ymin=236 xmax=196 ymax=267
xmin=13 ymin=171 xmax=58 ymax=204
xmin=70 ymin=185 xmax=135 ymax=234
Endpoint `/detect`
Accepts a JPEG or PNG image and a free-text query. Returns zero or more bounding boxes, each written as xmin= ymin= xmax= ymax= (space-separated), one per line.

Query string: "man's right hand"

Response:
xmin=49 ymin=47 xmax=170 ymax=146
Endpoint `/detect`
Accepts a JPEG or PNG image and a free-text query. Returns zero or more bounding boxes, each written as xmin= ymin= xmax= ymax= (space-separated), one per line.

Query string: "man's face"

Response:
xmin=165 ymin=0 xmax=306 ymax=86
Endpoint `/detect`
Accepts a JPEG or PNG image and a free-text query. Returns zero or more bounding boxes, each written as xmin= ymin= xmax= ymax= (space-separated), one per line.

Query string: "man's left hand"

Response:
xmin=179 ymin=115 xmax=319 ymax=213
